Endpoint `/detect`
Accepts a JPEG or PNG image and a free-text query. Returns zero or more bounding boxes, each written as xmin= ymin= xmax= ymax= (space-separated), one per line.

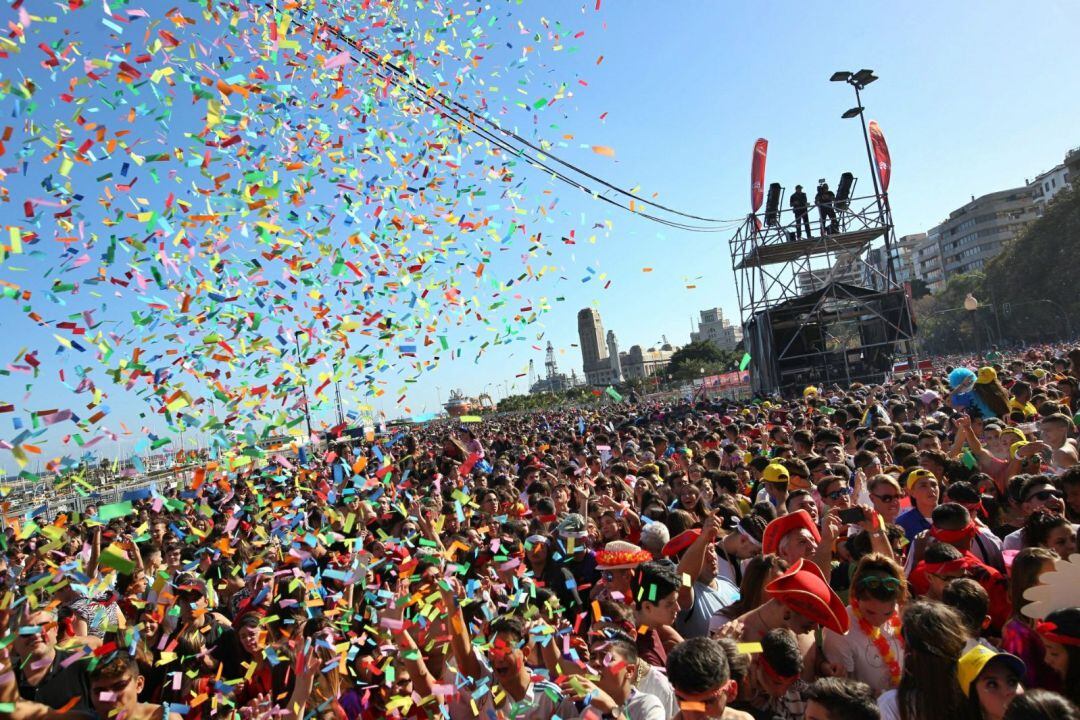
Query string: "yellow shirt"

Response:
xmin=1009 ymin=397 xmax=1037 ymax=417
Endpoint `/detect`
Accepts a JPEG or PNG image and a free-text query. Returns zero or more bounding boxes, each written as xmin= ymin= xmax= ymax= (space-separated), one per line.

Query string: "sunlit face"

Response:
xmin=680 ymin=486 xmax=701 ymax=509
xmin=1044 ymin=525 xmax=1078 ymax=558
xmin=789 ymin=495 xmax=819 ymax=523
xmin=1040 ymin=421 xmax=1068 ymax=446
xmin=870 ymin=484 xmax=903 ymax=522
xmin=141 ymin=613 xmax=160 ymax=639
xmin=821 ymin=481 xmax=852 ymax=509
xmin=918 ymin=435 xmax=941 ymax=452
xmin=856 ymin=596 xmax=897 ymax=627
xmin=165 ymin=546 xmax=183 ymax=566
xmin=1022 ymin=484 xmax=1065 ymax=518
xmin=641 ymin=591 xmax=680 ymax=627
xmin=1043 ymin=638 xmax=1069 ymax=678
xmin=13 ymin=611 xmax=57 ymax=657
xmin=778 ymin=528 xmax=817 ymax=564
xmin=974 ymin=660 xmax=1023 ymax=719
xmin=239 ymin=625 xmax=263 ymax=655
xmin=127 ymin=571 xmax=148 ymax=597
xmin=824 ymin=445 xmax=844 ymax=464
xmin=486 ymin=632 xmax=525 ymax=686
xmin=600 ymin=515 xmax=622 ymax=541
xmin=910 ymin=477 xmax=939 ymax=509
xmin=526 ymin=539 xmax=549 ymax=566
xmin=90 ymin=671 xmax=143 ymax=720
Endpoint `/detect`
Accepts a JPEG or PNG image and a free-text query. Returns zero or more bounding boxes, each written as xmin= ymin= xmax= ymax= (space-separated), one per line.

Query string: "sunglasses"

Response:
xmin=1025 ymin=489 xmax=1063 ymax=503
xmin=857 ymin=575 xmax=901 ymax=591
xmin=872 ymin=493 xmax=901 ymax=503
xmin=826 ymin=487 xmax=853 ymax=501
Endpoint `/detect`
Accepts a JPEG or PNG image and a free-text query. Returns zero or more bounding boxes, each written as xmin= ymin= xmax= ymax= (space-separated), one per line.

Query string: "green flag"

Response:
xmin=605 ymin=386 xmax=623 ymax=402
xmin=739 ymin=353 xmax=752 ymax=371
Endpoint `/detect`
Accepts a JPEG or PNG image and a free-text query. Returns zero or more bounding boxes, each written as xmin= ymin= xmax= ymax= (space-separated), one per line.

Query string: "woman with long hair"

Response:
xmin=958 ymin=645 xmax=1026 ymax=720
xmin=877 ymin=600 xmax=975 ymax=720
xmin=1038 ymin=607 xmax=1080 ymax=708
xmin=974 ymin=367 xmax=1012 ymax=419
xmin=823 ymin=553 xmax=907 ymax=695
xmin=709 ymin=554 xmax=789 ymax=632
xmin=1002 ymin=548 xmax=1061 ymax=690
xmin=1023 ymin=510 xmax=1078 ymax=558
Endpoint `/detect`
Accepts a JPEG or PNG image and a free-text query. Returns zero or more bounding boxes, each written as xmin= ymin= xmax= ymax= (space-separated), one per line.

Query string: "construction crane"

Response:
xmin=545 ymin=341 xmax=558 ymax=382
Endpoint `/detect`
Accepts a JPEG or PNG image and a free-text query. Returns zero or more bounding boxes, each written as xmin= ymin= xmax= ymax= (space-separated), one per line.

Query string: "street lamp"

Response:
xmin=831 ymin=68 xmax=892 ymax=280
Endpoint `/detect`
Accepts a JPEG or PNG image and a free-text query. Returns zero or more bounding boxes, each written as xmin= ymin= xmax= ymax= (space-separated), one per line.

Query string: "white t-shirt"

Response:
xmin=625 ymin=688 xmax=667 ymax=720
xmin=822 ymin=606 xmax=903 ymax=695
xmin=877 ymin=689 xmax=900 ymax=720
xmin=638 ymin=664 xmax=676 ymax=719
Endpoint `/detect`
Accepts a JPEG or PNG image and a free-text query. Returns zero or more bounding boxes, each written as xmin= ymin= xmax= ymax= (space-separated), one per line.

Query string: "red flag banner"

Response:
xmin=868 ymin=121 xmax=891 ymax=192
xmin=750 ymin=138 xmax=768 ymax=212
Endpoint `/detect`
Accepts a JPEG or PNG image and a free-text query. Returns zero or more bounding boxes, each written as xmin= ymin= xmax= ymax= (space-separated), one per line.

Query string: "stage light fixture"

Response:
xmin=853 ymin=69 xmax=877 ymax=86
xmin=830 ymin=71 xmax=852 ymax=82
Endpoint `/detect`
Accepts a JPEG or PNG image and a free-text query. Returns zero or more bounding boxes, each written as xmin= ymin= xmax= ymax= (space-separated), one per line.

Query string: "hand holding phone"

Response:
xmin=838 ymin=506 xmax=868 ymax=525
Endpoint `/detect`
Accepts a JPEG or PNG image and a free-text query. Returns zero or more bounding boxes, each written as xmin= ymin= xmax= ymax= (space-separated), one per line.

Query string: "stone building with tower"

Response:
xmin=578 ymin=308 xmax=676 ymax=386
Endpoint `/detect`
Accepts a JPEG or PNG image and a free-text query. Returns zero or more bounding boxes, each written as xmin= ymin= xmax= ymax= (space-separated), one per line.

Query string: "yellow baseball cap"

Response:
xmin=762 ymin=463 xmax=790 ymax=485
xmin=956 ymin=645 xmax=1025 ymax=697
xmin=905 ymin=468 xmax=937 ymax=491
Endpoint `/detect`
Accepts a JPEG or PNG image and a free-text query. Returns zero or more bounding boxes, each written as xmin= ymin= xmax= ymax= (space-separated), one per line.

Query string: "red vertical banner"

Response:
xmin=868 ymin=121 xmax=891 ymax=192
xmin=750 ymin=138 xmax=768 ymax=212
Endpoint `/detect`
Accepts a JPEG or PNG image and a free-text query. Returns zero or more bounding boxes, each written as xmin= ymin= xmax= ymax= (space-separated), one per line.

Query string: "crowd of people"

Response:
xmin=2 ymin=345 xmax=1080 ymax=720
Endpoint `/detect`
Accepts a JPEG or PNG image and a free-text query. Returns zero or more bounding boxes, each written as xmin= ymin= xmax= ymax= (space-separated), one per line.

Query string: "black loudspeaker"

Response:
xmin=765 ymin=183 xmax=782 ymax=226
xmin=835 ymin=172 xmax=855 ymax=210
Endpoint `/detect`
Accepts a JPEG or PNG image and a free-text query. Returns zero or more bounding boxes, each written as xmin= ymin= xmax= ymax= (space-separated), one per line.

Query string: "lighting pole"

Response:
xmin=831 ymin=69 xmax=893 ymax=283
xmin=295 ymin=332 xmax=314 ymax=442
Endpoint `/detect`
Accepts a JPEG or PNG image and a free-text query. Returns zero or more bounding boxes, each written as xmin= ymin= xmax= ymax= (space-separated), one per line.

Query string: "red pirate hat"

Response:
xmin=765 ymin=558 xmax=850 ymax=634
xmin=661 ymin=529 xmax=701 ymax=558
xmin=761 ymin=510 xmax=821 ymax=556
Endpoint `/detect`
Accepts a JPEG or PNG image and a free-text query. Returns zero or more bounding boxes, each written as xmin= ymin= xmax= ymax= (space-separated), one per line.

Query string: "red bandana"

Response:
xmin=929 ymin=521 xmax=977 ymax=545
xmin=1036 ymin=621 xmax=1080 ymax=647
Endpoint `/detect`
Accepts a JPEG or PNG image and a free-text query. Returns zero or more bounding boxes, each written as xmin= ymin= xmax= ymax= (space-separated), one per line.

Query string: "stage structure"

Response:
xmin=731 ymin=71 xmax=915 ymax=396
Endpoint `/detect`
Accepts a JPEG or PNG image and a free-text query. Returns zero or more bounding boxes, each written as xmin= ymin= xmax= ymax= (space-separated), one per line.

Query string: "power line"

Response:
xmin=274 ymin=3 xmax=743 ymax=232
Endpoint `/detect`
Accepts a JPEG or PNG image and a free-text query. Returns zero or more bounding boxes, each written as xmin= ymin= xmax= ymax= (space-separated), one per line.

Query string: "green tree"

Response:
xmin=908 ymin=278 xmax=932 ymax=300
xmin=913 ymin=272 xmax=986 ymax=355
xmin=983 ymin=184 xmax=1079 ymax=344
xmin=665 ymin=341 xmax=740 ymax=380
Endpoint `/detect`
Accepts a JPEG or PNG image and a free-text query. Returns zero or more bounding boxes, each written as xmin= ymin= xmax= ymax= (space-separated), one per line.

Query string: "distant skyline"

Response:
xmin=2 ymin=1 xmax=1079 ymax=471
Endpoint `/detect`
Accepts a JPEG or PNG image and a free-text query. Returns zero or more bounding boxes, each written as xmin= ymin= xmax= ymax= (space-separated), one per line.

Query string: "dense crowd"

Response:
xmin=2 ymin=345 xmax=1080 ymax=720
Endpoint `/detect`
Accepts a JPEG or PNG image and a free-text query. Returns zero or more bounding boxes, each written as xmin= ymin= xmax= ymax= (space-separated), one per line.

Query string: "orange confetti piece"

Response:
xmin=591 ymin=145 xmax=615 ymax=157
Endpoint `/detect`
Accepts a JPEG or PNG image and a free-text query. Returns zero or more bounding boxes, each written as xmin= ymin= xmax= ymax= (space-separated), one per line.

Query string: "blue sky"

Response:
xmin=1 ymin=0 xmax=1078 ymax=472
